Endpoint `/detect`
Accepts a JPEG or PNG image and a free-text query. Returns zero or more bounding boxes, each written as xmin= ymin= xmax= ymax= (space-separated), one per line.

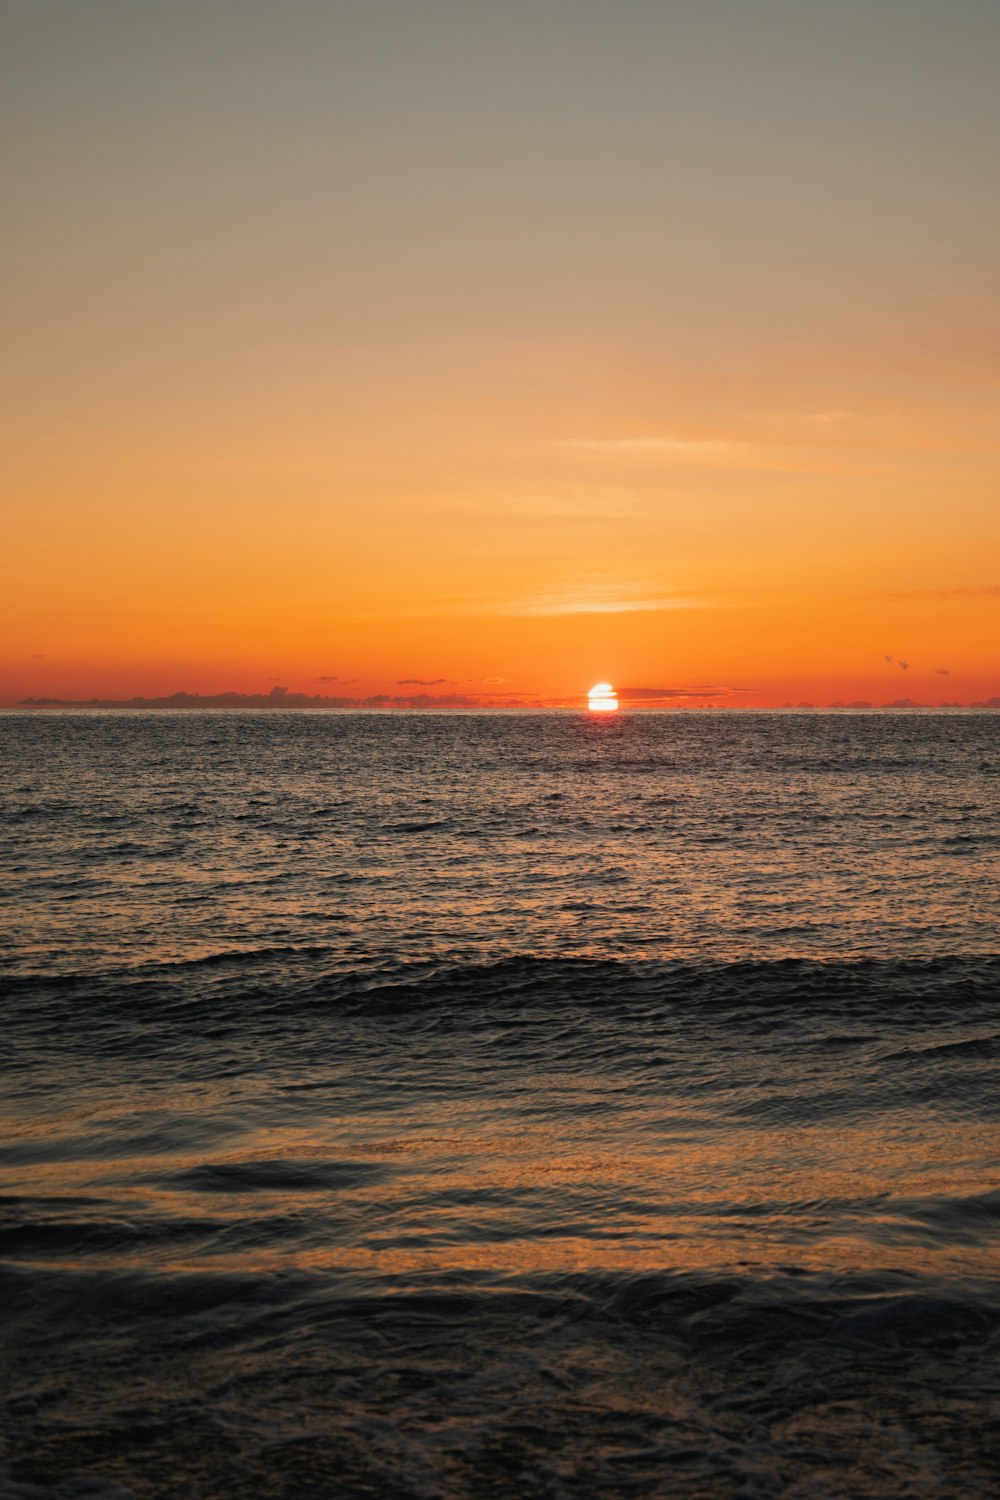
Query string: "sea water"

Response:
xmin=1 ymin=712 xmax=998 ymax=1497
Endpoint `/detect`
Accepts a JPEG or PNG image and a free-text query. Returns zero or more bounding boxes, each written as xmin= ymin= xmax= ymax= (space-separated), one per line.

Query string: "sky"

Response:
xmin=3 ymin=0 xmax=999 ymax=708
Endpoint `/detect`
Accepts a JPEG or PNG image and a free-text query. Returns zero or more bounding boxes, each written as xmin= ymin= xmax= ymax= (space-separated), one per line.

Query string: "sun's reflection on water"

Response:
xmin=6 ymin=1075 xmax=995 ymax=1285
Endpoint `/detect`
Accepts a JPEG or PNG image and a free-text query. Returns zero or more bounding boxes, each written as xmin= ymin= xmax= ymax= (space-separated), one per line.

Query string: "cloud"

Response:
xmin=342 ymin=585 xmax=701 ymax=620
xmin=898 ymin=659 xmax=910 ymax=670
xmin=18 ymin=682 xmax=751 ymax=712
xmin=934 ymin=667 xmax=950 ymax=676
xmin=561 ymin=419 xmax=872 ymax=474
xmin=617 ymin=685 xmax=744 ymax=702
xmin=19 ymin=685 xmax=483 ymax=711
xmin=362 ymin=693 xmax=480 ymax=708
xmin=396 ymin=677 xmax=448 ymax=686
xmin=495 ymin=584 xmax=698 ymax=617
xmin=876 ymin=585 xmax=1000 ymax=602
xmin=487 ymin=490 xmax=647 ymax=522
xmin=564 ymin=436 xmax=732 ymax=462
xmin=525 ymin=597 xmax=690 ymax=616
xmin=317 ymin=674 xmax=340 ymax=683
xmin=777 ymin=410 xmax=857 ymax=427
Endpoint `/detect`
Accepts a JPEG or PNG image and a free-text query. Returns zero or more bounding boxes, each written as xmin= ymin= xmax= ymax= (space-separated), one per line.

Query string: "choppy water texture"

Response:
xmin=1 ymin=712 xmax=998 ymax=1498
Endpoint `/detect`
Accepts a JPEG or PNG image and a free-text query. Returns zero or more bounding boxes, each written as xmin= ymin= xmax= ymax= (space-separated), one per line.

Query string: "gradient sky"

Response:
xmin=4 ymin=0 xmax=999 ymax=707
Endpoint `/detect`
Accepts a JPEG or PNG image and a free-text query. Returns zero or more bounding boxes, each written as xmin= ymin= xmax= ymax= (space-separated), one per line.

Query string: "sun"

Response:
xmin=587 ymin=682 xmax=619 ymax=712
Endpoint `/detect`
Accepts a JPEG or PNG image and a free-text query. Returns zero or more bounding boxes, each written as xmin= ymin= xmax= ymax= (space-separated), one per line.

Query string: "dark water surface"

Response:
xmin=2 ymin=712 xmax=998 ymax=1497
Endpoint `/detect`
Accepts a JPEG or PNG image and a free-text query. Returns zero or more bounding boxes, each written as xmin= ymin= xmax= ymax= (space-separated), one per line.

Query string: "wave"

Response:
xmin=4 ymin=948 xmax=998 ymax=1018
xmin=2 ymin=1260 xmax=998 ymax=1498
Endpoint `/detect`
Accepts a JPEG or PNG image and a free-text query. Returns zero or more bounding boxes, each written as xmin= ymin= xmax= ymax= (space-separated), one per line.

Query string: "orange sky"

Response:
xmin=3 ymin=2 xmax=998 ymax=709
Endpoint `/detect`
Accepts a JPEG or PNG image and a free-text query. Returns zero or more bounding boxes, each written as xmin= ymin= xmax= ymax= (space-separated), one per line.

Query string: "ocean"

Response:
xmin=1 ymin=711 xmax=998 ymax=1498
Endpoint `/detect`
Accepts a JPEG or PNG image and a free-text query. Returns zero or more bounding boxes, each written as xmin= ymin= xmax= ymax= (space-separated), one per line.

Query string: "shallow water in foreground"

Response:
xmin=1 ymin=713 xmax=998 ymax=1496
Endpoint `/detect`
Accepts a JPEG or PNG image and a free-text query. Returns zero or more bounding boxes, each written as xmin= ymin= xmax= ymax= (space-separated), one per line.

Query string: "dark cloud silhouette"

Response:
xmin=971 ymin=696 xmax=1000 ymax=709
xmin=884 ymin=697 xmax=922 ymax=708
xmin=396 ymin=678 xmax=448 ymax=686
xmin=898 ymin=659 xmax=910 ymax=670
xmin=19 ymin=685 xmax=483 ymax=710
xmin=884 ymin=654 xmax=894 ymax=663
xmin=361 ymin=692 xmax=482 ymax=707
xmin=617 ymin=685 xmax=741 ymax=701
xmin=934 ymin=667 xmax=950 ymax=676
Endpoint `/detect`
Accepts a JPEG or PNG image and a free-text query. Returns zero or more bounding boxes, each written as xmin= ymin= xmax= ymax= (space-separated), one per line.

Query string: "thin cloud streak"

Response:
xmin=876 ymin=585 xmax=1000 ymax=601
xmin=558 ymin=433 xmax=854 ymax=479
xmin=617 ymin=686 xmax=744 ymax=701
xmin=356 ymin=587 xmax=703 ymax=620
xmin=342 ymin=590 xmax=702 ymax=620
xmin=564 ymin=437 xmax=732 ymax=461
xmin=492 ymin=586 xmax=701 ymax=617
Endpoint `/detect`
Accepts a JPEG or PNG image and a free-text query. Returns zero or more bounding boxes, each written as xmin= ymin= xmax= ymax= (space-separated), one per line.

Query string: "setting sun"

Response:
xmin=587 ymin=682 xmax=619 ymax=712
